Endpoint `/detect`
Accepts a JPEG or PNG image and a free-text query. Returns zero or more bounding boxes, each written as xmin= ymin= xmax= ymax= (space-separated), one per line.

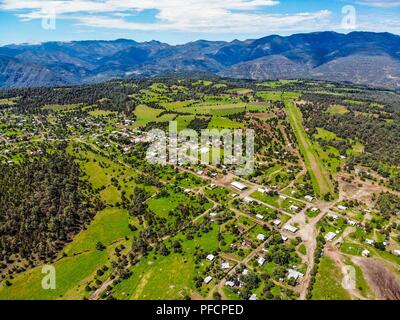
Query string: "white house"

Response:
xmin=362 ymin=249 xmax=370 ymax=257
xmin=393 ymin=250 xmax=400 ymax=256
xmin=256 ymin=214 xmax=264 ymax=220
xmin=204 ymin=276 xmax=213 ymax=284
xmin=243 ymin=197 xmax=253 ymax=204
xmin=225 ymin=281 xmax=235 ymax=287
xmin=347 ymin=219 xmax=357 ymax=226
xmin=221 ymin=262 xmax=231 ymax=270
xmin=290 ymin=205 xmax=299 ymax=212
xmin=305 ymin=195 xmax=314 ymax=202
xmin=273 ymin=219 xmax=281 ymax=226
xmin=328 ymin=212 xmax=339 ymax=220
xmin=282 ymin=235 xmax=288 ymax=241
xmin=257 ymin=256 xmax=266 ymax=266
xmin=249 ymin=294 xmax=257 ymax=301
xmin=365 ymin=239 xmax=375 ymax=245
xmin=257 ymin=234 xmax=266 ymax=241
xmin=325 ymin=232 xmax=337 ymax=241
xmin=288 ymin=269 xmax=304 ymax=280
xmin=231 ymin=181 xmax=247 ymax=191
xmin=284 ymin=224 xmax=298 ymax=233
xmin=206 ymin=254 xmax=215 ymax=261
xmin=338 ymin=205 xmax=348 ymax=211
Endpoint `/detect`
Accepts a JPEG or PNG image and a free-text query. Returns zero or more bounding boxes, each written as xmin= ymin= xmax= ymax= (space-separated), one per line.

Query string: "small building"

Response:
xmin=393 ymin=250 xmax=400 ymax=256
xmin=257 ymin=256 xmax=266 ymax=266
xmin=221 ymin=262 xmax=231 ymax=270
xmin=231 ymin=181 xmax=247 ymax=191
xmin=273 ymin=219 xmax=281 ymax=226
xmin=288 ymin=269 xmax=304 ymax=281
xmin=243 ymin=197 xmax=253 ymax=204
xmin=282 ymin=235 xmax=288 ymax=241
xmin=290 ymin=205 xmax=299 ymax=212
xmin=256 ymin=214 xmax=264 ymax=220
xmin=225 ymin=281 xmax=235 ymax=287
xmin=257 ymin=234 xmax=266 ymax=241
xmin=206 ymin=254 xmax=215 ymax=261
xmin=325 ymin=232 xmax=337 ymax=242
xmin=283 ymin=224 xmax=298 ymax=233
xmin=280 ymin=195 xmax=287 ymax=200
xmin=305 ymin=195 xmax=314 ymax=202
xmin=327 ymin=212 xmax=339 ymax=220
xmin=249 ymin=294 xmax=257 ymax=301
xmin=242 ymin=269 xmax=249 ymax=275
xmin=347 ymin=219 xmax=357 ymax=226
xmin=362 ymin=249 xmax=370 ymax=257
xmin=204 ymin=276 xmax=213 ymax=284
xmin=365 ymin=239 xmax=374 ymax=245
xmin=337 ymin=205 xmax=348 ymax=211
xmin=209 ymin=184 xmax=217 ymax=190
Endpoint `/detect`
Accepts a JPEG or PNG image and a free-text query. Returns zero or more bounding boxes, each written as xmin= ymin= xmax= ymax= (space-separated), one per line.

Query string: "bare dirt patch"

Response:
xmin=354 ymin=257 xmax=400 ymax=300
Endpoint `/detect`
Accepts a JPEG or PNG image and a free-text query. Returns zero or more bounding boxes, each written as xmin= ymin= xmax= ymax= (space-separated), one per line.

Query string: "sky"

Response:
xmin=0 ymin=0 xmax=400 ymax=45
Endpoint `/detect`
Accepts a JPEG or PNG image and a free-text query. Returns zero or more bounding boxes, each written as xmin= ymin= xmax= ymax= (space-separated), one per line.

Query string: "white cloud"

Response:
xmin=0 ymin=0 xmax=332 ymax=33
xmin=355 ymin=0 xmax=400 ymax=7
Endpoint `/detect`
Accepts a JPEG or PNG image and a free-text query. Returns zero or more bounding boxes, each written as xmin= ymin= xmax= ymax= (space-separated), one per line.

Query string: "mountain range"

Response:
xmin=1 ymin=31 xmax=400 ymax=89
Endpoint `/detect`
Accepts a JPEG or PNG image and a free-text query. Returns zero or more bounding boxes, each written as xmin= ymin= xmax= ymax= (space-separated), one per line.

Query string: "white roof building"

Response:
xmin=206 ymin=254 xmax=215 ymax=261
xmin=256 ymin=214 xmax=264 ymax=220
xmin=338 ymin=205 xmax=348 ymax=211
xmin=305 ymin=195 xmax=314 ymax=202
xmin=282 ymin=235 xmax=288 ymax=241
xmin=243 ymin=197 xmax=253 ymax=204
xmin=325 ymin=232 xmax=337 ymax=241
xmin=365 ymin=239 xmax=375 ymax=245
xmin=347 ymin=219 xmax=357 ymax=226
xmin=328 ymin=212 xmax=339 ymax=220
xmin=221 ymin=262 xmax=231 ymax=270
xmin=393 ymin=250 xmax=400 ymax=256
xmin=231 ymin=181 xmax=247 ymax=191
xmin=273 ymin=219 xmax=281 ymax=226
xmin=249 ymin=294 xmax=257 ymax=301
xmin=257 ymin=256 xmax=266 ymax=266
xmin=290 ymin=205 xmax=299 ymax=212
xmin=204 ymin=276 xmax=213 ymax=284
xmin=257 ymin=234 xmax=266 ymax=241
xmin=225 ymin=281 xmax=235 ymax=287
xmin=283 ymin=224 xmax=298 ymax=233
xmin=288 ymin=269 xmax=304 ymax=280
xmin=362 ymin=249 xmax=370 ymax=257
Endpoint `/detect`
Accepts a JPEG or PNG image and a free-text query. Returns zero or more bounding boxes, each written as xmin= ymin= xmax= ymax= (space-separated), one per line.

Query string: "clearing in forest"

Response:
xmin=285 ymin=99 xmax=334 ymax=197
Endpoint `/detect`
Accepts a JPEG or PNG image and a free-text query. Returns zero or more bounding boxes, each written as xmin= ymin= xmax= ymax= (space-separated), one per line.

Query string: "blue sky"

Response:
xmin=1 ymin=0 xmax=399 ymax=45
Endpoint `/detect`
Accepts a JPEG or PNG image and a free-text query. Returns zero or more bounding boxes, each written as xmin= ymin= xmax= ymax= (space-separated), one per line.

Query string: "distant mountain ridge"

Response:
xmin=1 ymin=31 xmax=400 ymax=88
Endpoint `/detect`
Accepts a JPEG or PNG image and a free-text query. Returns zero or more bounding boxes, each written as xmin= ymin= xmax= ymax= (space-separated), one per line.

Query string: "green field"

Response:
xmin=312 ymin=256 xmax=351 ymax=300
xmin=285 ymin=99 xmax=334 ymax=197
xmin=327 ymin=105 xmax=349 ymax=115
xmin=208 ymin=116 xmax=244 ymax=129
xmin=111 ymin=224 xmax=219 ymax=299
